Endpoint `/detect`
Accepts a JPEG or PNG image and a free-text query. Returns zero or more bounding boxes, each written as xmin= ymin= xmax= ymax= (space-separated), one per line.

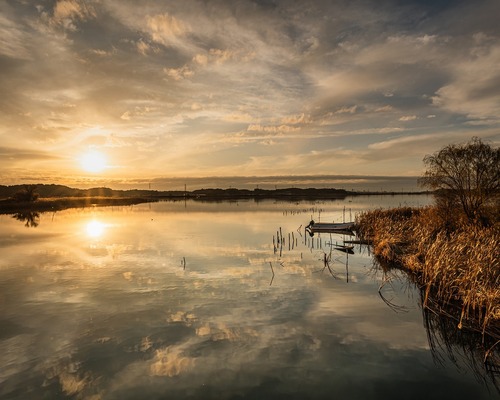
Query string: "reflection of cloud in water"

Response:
xmin=150 ymin=346 xmax=196 ymax=377
xmin=309 ymin=289 xmax=429 ymax=350
xmin=0 ymin=334 xmax=36 ymax=383
xmin=58 ymin=372 xmax=89 ymax=396
xmin=0 ymin=199 xmax=494 ymax=398
xmin=196 ymin=322 xmax=259 ymax=342
xmin=167 ymin=311 xmax=197 ymax=325
xmin=139 ymin=336 xmax=153 ymax=352
xmin=122 ymin=271 xmax=133 ymax=281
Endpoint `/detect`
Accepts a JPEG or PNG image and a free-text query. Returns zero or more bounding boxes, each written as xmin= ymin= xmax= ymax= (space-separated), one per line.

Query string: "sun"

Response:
xmin=80 ymin=150 xmax=107 ymax=173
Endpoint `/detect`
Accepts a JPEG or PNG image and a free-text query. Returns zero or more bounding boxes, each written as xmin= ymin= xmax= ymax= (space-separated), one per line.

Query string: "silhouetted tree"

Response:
xmin=12 ymin=185 xmax=39 ymax=202
xmin=419 ymin=137 xmax=500 ymax=225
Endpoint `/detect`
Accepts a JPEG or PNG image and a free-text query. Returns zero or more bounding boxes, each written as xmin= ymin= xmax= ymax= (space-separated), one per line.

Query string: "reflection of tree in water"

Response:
xmin=12 ymin=211 xmax=40 ymax=228
xmin=422 ymin=294 xmax=500 ymax=395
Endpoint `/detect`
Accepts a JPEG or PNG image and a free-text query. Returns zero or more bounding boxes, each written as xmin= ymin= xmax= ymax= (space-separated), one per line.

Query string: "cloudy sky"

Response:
xmin=1 ymin=0 xmax=499 ymax=189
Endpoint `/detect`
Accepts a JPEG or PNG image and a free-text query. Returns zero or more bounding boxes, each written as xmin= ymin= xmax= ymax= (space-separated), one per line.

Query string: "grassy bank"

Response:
xmin=355 ymin=206 xmax=500 ymax=339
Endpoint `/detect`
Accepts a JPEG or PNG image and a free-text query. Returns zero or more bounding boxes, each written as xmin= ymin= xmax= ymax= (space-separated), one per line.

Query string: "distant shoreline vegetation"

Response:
xmin=143 ymin=174 xmax=422 ymax=192
xmin=0 ymin=184 xmax=431 ymax=214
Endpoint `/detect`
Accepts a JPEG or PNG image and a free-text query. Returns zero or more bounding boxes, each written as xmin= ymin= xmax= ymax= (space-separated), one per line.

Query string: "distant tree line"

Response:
xmin=0 ymin=184 xmax=159 ymax=200
xmin=12 ymin=185 xmax=39 ymax=202
xmin=0 ymin=184 xmax=354 ymax=202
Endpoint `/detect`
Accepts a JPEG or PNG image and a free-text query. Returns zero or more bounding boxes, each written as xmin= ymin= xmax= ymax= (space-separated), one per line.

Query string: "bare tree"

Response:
xmin=419 ymin=137 xmax=500 ymax=225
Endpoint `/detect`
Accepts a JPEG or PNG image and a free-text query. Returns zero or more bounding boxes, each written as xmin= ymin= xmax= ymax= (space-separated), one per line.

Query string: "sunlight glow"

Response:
xmin=80 ymin=150 xmax=107 ymax=173
xmin=86 ymin=220 xmax=106 ymax=238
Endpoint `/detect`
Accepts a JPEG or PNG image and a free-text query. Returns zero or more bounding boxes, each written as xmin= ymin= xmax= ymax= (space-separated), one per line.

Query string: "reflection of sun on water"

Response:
xmin=86 ymin=220 xmax=106 ymax=238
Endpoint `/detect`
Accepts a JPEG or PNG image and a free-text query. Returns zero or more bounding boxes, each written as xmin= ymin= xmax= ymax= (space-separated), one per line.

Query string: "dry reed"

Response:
xmin=356 ymin=206 xmax=500 ymax=337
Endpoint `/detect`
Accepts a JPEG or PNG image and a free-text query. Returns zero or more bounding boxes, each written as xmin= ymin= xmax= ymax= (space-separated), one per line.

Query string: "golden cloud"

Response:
xmin=247 ymin=124 xmax=300 ymax=133
xmin=146 ymin=13 xmax=188 ymax=45
xmin=52 ymin=0 xmax=96 ymax=30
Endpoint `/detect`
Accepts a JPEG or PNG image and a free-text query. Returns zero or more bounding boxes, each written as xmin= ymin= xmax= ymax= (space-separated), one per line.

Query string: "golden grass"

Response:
xmin=356 ymin=206 xmax=500 ymax=336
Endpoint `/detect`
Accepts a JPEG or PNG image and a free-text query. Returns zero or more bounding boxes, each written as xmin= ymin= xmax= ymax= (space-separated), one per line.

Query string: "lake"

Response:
xmin=0 ymin=195 xmax=498 ymax=399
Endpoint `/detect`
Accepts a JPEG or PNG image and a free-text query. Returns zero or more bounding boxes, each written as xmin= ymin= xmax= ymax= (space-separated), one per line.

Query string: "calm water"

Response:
xmin=0 ymin=195 xmax=498 ymax=399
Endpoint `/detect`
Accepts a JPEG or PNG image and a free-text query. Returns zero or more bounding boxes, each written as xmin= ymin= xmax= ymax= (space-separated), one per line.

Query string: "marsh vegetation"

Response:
xmin=356 ymin=206 xmax=499 ymax=335
xmin=356 ymin=138 xmax=499 ymax=352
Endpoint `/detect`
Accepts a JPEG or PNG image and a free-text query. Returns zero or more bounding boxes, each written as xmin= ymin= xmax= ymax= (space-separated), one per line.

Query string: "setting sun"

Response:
xmin=80 ymin=150 xmax=107 ymax=173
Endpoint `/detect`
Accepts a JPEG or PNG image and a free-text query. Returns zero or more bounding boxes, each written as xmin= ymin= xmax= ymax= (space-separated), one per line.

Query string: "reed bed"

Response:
xmin=356 ymin=206 xmax=500 ymax=337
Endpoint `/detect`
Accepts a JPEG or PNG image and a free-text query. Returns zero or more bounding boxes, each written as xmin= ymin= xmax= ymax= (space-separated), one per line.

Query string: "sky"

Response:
xmin=1 ymin=0 xmax=499 ymax=191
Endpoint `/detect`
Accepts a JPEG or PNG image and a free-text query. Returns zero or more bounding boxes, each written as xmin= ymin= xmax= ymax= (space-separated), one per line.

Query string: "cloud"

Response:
xmin=375 ymin=105 xmax=394 ymax=112
xmin=355 ymin=34 xmax=446 ymax=67
xmin=247 ymin=124 xmax=300 ymax=134
xmin=53 ymin=0 xmax=89 ymax=20
xmin=1 ymin=0 xmax=500 ymax=185
xmin=399 ymin=115 xmax=417 ymax=121
xmin=368 ymin=134 xmax=436 ymax=151
xmin=238 ymin=148 xmax=368 ymax=176
xmin=209 ymin=48 xmax=233 ymax=64
xmin=0 ymin=147 xmax=61 ymax=161
xmin=280 ymin=113 xmax=312 ymax=125
xmin=223 ymin=112 xmax=253 ymax=123
xmin=90 ymin=48 xmax=111 ymax=56
xmin=145 ymin=13 xmax=188 ymax=46
xmin=51 ymin=0 xmax=97 ymax=30
xmin=335 ymin=105 xmax=358 ymax=114
xmin=120 ymin=106 xmax=157 ymax=121
xmin=432 ymin=43 xmax=500 ymax=121
xmin=163 ymin=65 xmax=194 ymax=81
xmin=193 ymin=53 xmax=208 ymax=66
xmin=0 ymin=13 xmax=31 ymax=59
xmin=361 ymin=131 xmax=496 ymax=164
xmin=136 ymin=42 xmax=150 ymax=57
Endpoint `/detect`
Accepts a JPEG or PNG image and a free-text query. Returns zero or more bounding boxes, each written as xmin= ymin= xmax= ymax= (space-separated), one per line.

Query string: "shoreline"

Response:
xmin=355 ymin=206 xmax=500 ymax=342
xmin=0 ymin=196 xmax=158 ymax=214
xmin=0 ymin=187 xmax=431 ymax=214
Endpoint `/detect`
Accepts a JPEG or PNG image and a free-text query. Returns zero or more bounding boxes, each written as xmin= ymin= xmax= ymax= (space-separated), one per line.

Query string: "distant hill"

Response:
xmin=0 ymin=184 xmax=354 ymax=201
xmin=1 ymin=183 xmax=426 ymax=203
xmin=0 ymin=184 xmax=161 ymax=199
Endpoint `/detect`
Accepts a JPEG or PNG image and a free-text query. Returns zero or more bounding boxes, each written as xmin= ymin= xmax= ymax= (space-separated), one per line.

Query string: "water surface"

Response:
xmin=0 ymin=195 xmax=498 ymax=399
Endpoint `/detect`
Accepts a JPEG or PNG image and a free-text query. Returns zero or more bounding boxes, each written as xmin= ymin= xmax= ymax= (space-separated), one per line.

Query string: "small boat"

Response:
xmin=306 ymin=220 xmax=355 ymax=234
